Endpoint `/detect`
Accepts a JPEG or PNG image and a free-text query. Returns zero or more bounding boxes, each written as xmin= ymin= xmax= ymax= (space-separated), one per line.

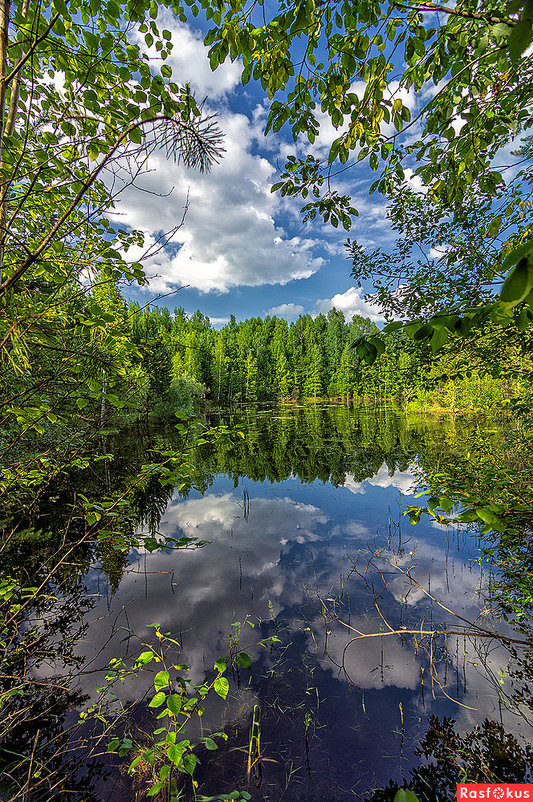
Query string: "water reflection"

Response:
xmin=10 ymin=405 xmax=533 ymax=800
xmin=69 ymin=454 xmax=532 ymax=798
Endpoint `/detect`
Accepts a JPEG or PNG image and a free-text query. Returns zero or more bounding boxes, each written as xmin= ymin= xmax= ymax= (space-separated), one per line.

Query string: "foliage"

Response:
xmin=1 ymin=0 xmax=533 ymax=793
xmin=405 ymin=413 xmax=533 ymax=621
xmin=200 ymin=0 xmax=533 ymax=355
xmin=206 ymin=0 xmax=533 ymax=204
xmin=169 ymin=373 xmax=208 ymax=415
xmin=367 ymin=716 xmax=533 ymax=802
xmin=205 ymin=0 xmax=531 ymax=254
xmin=129 ymin=303 xmax=533 ymax=410
xmin=0 ymin=0 xmax=225 ymax=511
xmin=0 ymin=415 xmax=234 ymax=799
xmin=0 ymin=2 xmax=225 ymax=784
xmin=83 ymin=623 xmax=278 ymax=800
xmin=347 ymin=172 xmax=533 ymax=320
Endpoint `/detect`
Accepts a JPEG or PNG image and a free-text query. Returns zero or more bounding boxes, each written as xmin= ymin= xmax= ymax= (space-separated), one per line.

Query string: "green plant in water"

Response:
xmin=82 ymin=623 xmax=279 ymax=800
xmin=246 ymin=704 xmax=262 ymax=790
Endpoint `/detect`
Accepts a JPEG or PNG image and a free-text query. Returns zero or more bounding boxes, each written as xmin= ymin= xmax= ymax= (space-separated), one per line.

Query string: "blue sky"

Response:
xmin=114 ymin=12 xmax=412 ymax=326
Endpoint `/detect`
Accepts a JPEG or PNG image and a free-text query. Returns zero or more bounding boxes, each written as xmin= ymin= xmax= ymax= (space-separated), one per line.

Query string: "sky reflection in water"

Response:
xmin=66 ymin=446 xmax=533 ymax=800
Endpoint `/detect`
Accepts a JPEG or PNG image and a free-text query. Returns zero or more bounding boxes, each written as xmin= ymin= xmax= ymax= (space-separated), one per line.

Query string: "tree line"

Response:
xmin=129 ymin=302 xmax=531 ymax=411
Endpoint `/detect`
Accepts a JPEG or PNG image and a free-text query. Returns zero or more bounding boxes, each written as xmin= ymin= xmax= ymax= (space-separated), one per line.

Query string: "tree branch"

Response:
xmin=3 ymin=11 xmax=61 ymax=89
xmin=393 ymin=0 xmax=517 ymax=28
xmin=0 ymin=116 xmax=175 ymax=297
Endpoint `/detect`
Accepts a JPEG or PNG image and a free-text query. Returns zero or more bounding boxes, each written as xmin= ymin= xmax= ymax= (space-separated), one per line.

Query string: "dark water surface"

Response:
xmin=36 ymin=405 xmax=533 ymax=799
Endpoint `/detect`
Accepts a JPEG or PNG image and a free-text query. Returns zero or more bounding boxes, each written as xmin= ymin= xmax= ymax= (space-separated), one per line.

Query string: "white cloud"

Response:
xmin=33 ymin=479 xmax=527 ymax=742
xmin=49 ymin=491 xmax=331 ymax=705
xmin=343 ymin=464 xmax=416 ymax=496
xmin=403 ymin=167 xmax=428 ymax=195
xmin=428 ymin=245 xmax=449 ymax=259
xmin=368 ymin=464 xmax=416 ymax=495
xmin=313 ymin=286 xmax=385 ymax=322
xmin=342 ymin=475 xmax=366 ymax=495
xmin=110 ymin=16 xmax=326 ymax=295
xmin=113 ymin=109 xmax=324 ymax=293
xmin=316 ymin=618 xmax=421 ymax=690
xmin=266 ymin=302 xmax=304 ymax=318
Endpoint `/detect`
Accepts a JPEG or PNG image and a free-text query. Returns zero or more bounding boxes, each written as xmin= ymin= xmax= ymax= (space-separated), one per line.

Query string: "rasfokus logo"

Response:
xmin=457 ymin=785 xmax=533 ymax=800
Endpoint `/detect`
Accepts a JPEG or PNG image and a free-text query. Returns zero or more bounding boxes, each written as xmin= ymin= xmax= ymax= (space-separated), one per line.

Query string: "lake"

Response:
xmin=11 ymin=404 xmax=533 ymax=800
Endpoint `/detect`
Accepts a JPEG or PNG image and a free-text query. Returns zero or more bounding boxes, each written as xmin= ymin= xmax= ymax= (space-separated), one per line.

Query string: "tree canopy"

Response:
xmin=0 ymin=0 xmax=227 ymax=513
xmin=203 ymin=0 xmax=533 ymax=349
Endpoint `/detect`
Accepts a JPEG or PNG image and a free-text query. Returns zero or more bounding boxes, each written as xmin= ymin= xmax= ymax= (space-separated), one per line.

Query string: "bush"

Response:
xmin=167 ymin=372 xmax=207 ymax=416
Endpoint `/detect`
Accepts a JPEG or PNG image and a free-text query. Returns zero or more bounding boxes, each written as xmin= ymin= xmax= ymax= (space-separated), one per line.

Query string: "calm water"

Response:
xmin=33 ymin=405 xmax=533 ymax=799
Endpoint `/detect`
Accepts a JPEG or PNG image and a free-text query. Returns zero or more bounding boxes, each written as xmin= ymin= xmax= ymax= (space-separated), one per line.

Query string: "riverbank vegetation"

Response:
xmin=127 ymin=302 xmax=533 ymax=413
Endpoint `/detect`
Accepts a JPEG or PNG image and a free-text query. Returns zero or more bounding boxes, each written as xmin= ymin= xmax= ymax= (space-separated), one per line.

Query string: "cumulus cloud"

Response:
xmin=403 ymin=167 xmax=429 ymax=195
xmin=35 ymin=477 xmax=526 ymax=742
xmin=313 ymin=286 xmax=385 ymax=322
xmin=368 ymin=464 xmax=416 ymax=495
xmin=343 ymin=464 xmax=416 ymax=496
xmin=113 ymin=109 xmax=324 ymax=293
xmin=266 ymin=302 xmax=305 ymax=318
xmin=52 ymin=491 xmax=331 ymax=706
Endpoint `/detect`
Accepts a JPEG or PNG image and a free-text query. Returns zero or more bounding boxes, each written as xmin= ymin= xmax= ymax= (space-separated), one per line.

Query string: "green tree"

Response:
xmin=0 ymin=0 xmax=225 ymax=492
xmin=212 ymin=330 xmax=230 ymax=403
xmin=204 ymin=0 xmax=533 ymax=339
xmin=244 ymin=350 xmax=258 ymax=401
xmin=305 ymin=342 xmax=324 ymax=399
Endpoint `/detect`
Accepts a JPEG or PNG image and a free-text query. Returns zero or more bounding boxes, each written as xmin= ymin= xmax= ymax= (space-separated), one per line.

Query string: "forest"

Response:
xmin=1 ymin=0 xmax=533 ymax=798
xmin=128 ymin=303 xmax=533 ymax=410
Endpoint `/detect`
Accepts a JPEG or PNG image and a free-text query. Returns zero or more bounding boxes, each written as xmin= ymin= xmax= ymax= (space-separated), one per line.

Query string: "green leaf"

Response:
xmin=181 ymin=753 xmax=199 ymax=776
xmin=411 ymin=323 xmax=433 ymax=342
xmin=148 ymin=691 xmax=166 ymax=708
xmin=147 ymin=781 xmax=164 ymax=797
xmin=502 ymin=240 xmax=533 ymax=270
xmin=517 ymin=306 xmax=533 ymax=330
xmin=454 ymin=316 xmax=473 ymax=336
xmin=214 ymin=676 xmax=229 ymax=699
xmin=475 ymin=508 xmax=498 ymax=525
xmin=166 ymin=694 xmax=182 ymax=715
xmin=204 ymin=737 xmax=219 ymax=750
xmin=134 ymin=650 xmax=154 ymax=668
xmin=491 ymin=22 xmax=512 ymax=38
xmin=439 ymin=497 xmax=454 ymax=513
xmin=214 ymin=658 xmax=227 ymax=673
xmin=167 ymin=741 xmax=189 ymax=766
xmin=128 ymin=754 xmax=144 ymax=772
xmin=107 ymin=738 xmax=120 ymax=752
xmin=154 ymin=670 xmax=170 ymax=690
xmin=368 ymin=336 xmax=385 ymax=357
xmin=236 ymin=651 xmax=252 ymax=669
xmin=501 ymin=257 xmax=533 ymax=306
xmin=129 ymin=126 xmax=143 ymax=144
xmin=382 ymin=321 xmax=405 ymax=333
xmin=508 ymin=17 xmax=533 ymax=61
xmin=430 ymin=326 xmax=450 ymax=353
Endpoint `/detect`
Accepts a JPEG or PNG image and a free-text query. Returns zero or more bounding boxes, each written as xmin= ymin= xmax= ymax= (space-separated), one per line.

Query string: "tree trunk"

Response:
xmin=5 ymin=0 xmax=28 ymax=138
xmin=0 ymin=0 xmax=11 ymax=285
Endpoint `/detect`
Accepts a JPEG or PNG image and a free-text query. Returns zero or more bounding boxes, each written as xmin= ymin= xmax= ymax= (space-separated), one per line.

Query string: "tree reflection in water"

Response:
xmin=1 ymin=404 xmax=532 ymax=800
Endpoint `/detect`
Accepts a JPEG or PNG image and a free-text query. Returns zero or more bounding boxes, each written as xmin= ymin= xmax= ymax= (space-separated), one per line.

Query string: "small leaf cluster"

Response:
xmin=94 ymin=626 xmax=234 ymax=799
xmin=87 ymin=622 xmax=277 ymax=799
